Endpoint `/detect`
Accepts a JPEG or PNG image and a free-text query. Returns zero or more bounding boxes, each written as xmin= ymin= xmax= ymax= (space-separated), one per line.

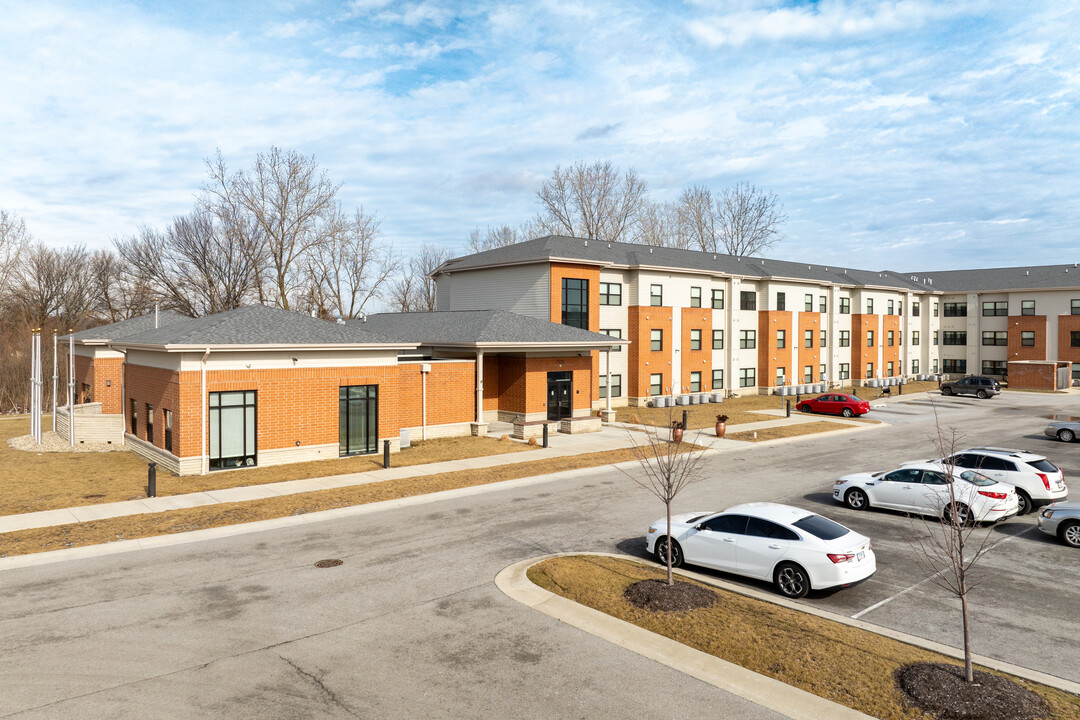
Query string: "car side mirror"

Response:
xmin=694 ymin=524 xmax=707 ymax=532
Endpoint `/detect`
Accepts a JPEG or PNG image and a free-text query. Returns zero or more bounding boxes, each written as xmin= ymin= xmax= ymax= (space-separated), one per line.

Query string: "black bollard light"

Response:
xmin=682 ymin=409 xmax=688 ymax=431
xmin=383 ymin=439 xmax=391 ymax=468
xmin=147 ymin=462 xmax=157 ymax=498
xmin=786 ymin=400 xmax=791 ymax=418
xmin=542 ymin=422 xmax=549 ymax=448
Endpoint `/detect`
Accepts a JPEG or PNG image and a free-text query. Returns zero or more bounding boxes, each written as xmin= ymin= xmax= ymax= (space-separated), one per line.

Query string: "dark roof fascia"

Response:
xmin=112 ymin=342 xmax=420 ymax=353
xmin=434 ymin=255 xmax=615 ymax=277
xmin=420 ymin=339 xmax=630 ymax=351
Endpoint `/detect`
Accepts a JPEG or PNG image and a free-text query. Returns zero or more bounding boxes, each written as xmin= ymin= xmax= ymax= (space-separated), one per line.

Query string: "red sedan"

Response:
xmin=795 ymin=393 xmax=870 ymax=418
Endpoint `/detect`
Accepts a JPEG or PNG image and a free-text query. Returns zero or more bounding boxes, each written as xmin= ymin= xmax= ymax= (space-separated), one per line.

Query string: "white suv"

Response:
xmin=930 ymin=448 xmax=1067 ymax=515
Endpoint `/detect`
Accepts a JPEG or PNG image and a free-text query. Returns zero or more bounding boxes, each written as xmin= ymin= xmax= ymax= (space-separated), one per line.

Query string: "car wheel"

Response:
xmin=774 ymin=562 xmax=810 ymax=599
xmin=799 ymin=404 xmax=812 ymax=413
xmin=941 ymin=386 xmax=953 ymax=396
xmin=976 ymin=389 xmax=988 ymax=399
xmin=1059 ymin=429 xmax=1076 ymax=443
xmin=842 ymin=407 xmax=854 ymax=418
xmin=1060 ymin=521 xmax=1080 ymax=548
xmin=845 ymin=488 xmax=869 ymax=510
xmin=1015 ymin=490 xmax=1032 ymax=516
xmin=654 ymin=537 xmax=684 ymax=568
xmin=943 ymin=503 xmax=971 ymax=525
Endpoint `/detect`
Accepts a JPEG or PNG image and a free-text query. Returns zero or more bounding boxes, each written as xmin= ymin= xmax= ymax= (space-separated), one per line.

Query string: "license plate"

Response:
xmin=857 ymin=551 xmax=865 ymax=561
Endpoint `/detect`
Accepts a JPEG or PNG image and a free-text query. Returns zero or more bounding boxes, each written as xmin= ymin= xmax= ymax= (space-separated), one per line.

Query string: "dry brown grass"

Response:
xmin=724 ymin=421 xmax=851 ymax=442
xmin=527 ymin=555 xmax=1080 ymax=720
xmin=0 ymin=443 xmax=702 ymax=558
xmin=0 ymin=417 xmax=531 ymax=516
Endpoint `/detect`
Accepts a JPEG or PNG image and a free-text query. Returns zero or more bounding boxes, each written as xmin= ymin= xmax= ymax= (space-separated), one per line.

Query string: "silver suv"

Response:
xmin=943 ymin=447 xmax=1067 ymax=515
xmin=940 ymin=375 xmax=1000 ymax=399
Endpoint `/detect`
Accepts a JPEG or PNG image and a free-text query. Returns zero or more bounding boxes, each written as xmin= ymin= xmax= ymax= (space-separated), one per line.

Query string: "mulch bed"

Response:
xmin=623 ymin=578 xmax=717 ymax=613
xmin=896 ymin=662 xmax=1050 ymax=720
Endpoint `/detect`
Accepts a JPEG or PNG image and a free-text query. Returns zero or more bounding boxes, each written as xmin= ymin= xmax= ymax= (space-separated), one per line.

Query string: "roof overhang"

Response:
xmin=111 ymin=342 xmax=421 ymax=353
xmin=417 ymin=340 xmax=630 ymax=352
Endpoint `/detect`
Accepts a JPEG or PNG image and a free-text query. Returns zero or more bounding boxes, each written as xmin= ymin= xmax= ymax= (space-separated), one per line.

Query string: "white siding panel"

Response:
xmin=436 ymin=265 xmax=549 ymax=319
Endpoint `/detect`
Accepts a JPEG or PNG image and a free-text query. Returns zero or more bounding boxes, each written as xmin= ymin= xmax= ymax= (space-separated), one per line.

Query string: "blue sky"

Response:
xmin=2 ymin=0 xmax=1079 ymax=271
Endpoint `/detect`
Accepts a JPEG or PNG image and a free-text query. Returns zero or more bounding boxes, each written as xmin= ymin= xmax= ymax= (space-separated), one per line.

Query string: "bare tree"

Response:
xmin=0 ymin=210 xmax=31 ymax=300
xmin=633 ymin=200 xmax=693 ymax=249
xmin=715 ymin=181 xmax=786 ymax=256
xmin=534 ymin=160 xmax=649 ymax=243
xmin=466 ymin=224 xmax=522 ymax=253
xmin=306 ymin=205 xmax=396 ymax=319
xmin=386 ymin=267 xmax=421 ymax=312
xmin=89 ymin=248 xmax=155 ymax=322
xmin=621 ymin=411 xmax=710 ymax=585
xmin=13 ymin=243 xmax=94 ymax=329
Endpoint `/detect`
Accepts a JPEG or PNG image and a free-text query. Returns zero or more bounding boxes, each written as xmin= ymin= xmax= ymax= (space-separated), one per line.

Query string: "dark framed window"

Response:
xmin=819 ymin=296 xmax=827 ymax=313
xmin=887 ymin=300 xmax=894 ymax=315
xmin=740 ymin=330 xmax=756 ymax=349
xmin=838 ymin=363 xmax=850 ymax=380
xmin=982 ymin=360 xmax=1007 ymax=376
xmin=839 ymin=297 xmax=850 ymax=314
xmin=898 ymin=302 xmax=903 ymax=316
xmin=601 ymin=328 xmax=622 ymax=350
xmin=776 ymin=292 xmax=786 ymax=311
xmin=839 ymin=331 xmax=850 ymax=347
xmin=164 ymin=409 xmax=173 ymax=453
xmin=1021 ymin=300 xmax=1035 ymax=316
xmin=911 ymin=359 xmax=920 ymax=374
xmin=866 ymin=362 xmax=874 ymax=377
xmin=943 ymin=302 xmax=967 ymax=317
xmin=804 ymin=329 xmax=813 ymax=348
xmin=886 ymin=362 xmax=894 ymax=377
xmin=932 ymin=359 xmax=939 ymax=373
xmin=740 ymin=291 xmax=756 ymax=310
xmin=713 ymin=330 xmax=724 ymax=349
xmin=712 ymin=369 xmax=724 ymax=389
xmin=650 ymin=284 xmax=663 ymax=306
xmin=712 ymin=289 xmax=724 ymax=309
xmin=146 ymin=404 xmax=154 ymax=446
xmin=887 ymin=331 xmax=894 ymax=346
xmin=650 ymin=373 xmax=663 ymax=396
xmin=1072 ymin=331 xmax=1080 ymax=348
xmin=776 ymin=330 xmax=786 ymax=349
xmin=933 ymin=302 xmax=939 ymax=317
xmin=1021 ymin=331 xmax=1035 ymax=347
xmin=912 ymin=331 xmax=920 ymax=345
xmin=803 ymin=365 xmax=813 ymax=383
xmin=690 ymin=329 xmax=702 ymax=350
xmin=690 ymin=371 xmax=702 ymax=392
xmin=820 ymin=330 xmax=826 ymax=347
xmin=943 ymin=359 xmax=967 ymax=374
xmin=982 ymin=301 xmax=1007 ymax=316
xmin=912 ymin=301 xmax=920 ymax=317
xmin=599 ymin=374 xmax=622 ymax=399
xmin=209 ymin=390 xmax=257 ymax=469
xmin=599 ymin=282 xmax=621 ymax=306
xmin=982 ymin=331 xmax=1007 ymax=346
xmin=130 ymin=399 xmax=137 ymax=436
xmin=804 ymin=294 xmax=813 ymax=311
xmin=690 ymin=286 xmax=701 ymax=308
xmin=776 ymin=367 xmax=786 ymax=386
xmin=561 ymin=278 xmax=588 ymax=329
xmin=942 ymin=331 xmax=967 ymax=345
xmin=867 ymin=330 xmax=875 ymax=347
xmin=1074 ymin=363 xmax=1080 ymax=380
xmin=1073 ymin=299 xmax=1080 ymax=315
xmin=651 ymin=329 xmax=663 ymax=351
xmin=866 ymin=298 xmax=874 ymax=314
xmin=339 ymin=385 xmax=377 ymax=457
xmin=739 ymin=368 xmax=756 ymax=388
xmin=933 ymin=331 xmax=939 ymax=345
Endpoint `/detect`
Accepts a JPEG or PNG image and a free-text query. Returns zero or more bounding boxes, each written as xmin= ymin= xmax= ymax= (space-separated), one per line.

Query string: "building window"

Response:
xmin=650 ymin=373 xmax=663 ymax=396
xmin=912 ymin=331 xmax=920 ymax=346
xmin=804 ymin=329 xmax=813 ymax=348
xmin=982 ymin=331 xmax=1007 ymax=346
xmin=804 ymin=365 xmax=813 ymax=383
xmin=599 ymin=282 xmax=621 ymax=306
xmin=690 ymin=329 xmax=702 ymax=350
xmin=804 ymin=294 xmax=813 ymax=312
xmin=911 ymin=359 xmax=920 ymax=374
xmin=690 ymin=371 xmax=702 ymax=392
xmin=600 ymin=328 xmax=622 ymax=350
xmin=982 ymin=301 xmax=1007 ymax=316
xmin=164 ymin=410 xmax=173 ymax=453
xmin=867 ymin=330 xmax=875 ymax=347
xmin=839 ymin=330 xmax=850 ymax=347
xmin=712 ymin=289 xmax=725 ymax=309
xmin=740 ymin=330 xmax=756 ymax=349
xmin=739 ymin=368 xmax=756 ymax=388
xmin=866 ymin=362 xmax=874 ymax=377
xmin=776 ymin=367 xmax=786 ymax=385
xmin=740 ymin=291 xmax=756 ymax=310
xmin=943 ymin=359 xmax=967 ymax=374
xmin=561 ymin=278 xmax=588 ymax=329
xmin=713 ymin=330 xmax=724 ymax=349
xmin=887 ymin=331 xmax=894 ymax=346
xmin=712 ymin=369 xmax=724 ymax=389
xmin=898 ymin=302 xmax=903 ymax=316
xmin=1072 ymin=331 xmax=1080 ymax=348
xmin=933 ymin=359 xmax=939 ymax=373
xmin=933 ymin=302 xmax=940 ymax=317
xmin=1073 ymin=299 xmax=1080 ymax=315
xmin=820 ymin=364 xmax=826 ymax=380
xmin=690 ymin=286 xmax=701 ymax=308
xmin=650 ymin=284 xmax=663 ymax=306
xmin=210 ymin=390 xmax=257 ymax=469
xmin=1021 ymin=331 xmax=1035 ymax=347
xmin=912 ymin=302 xmax=920 ymax=317
xmin=943 ymin=302 xmax=967 ymax=317
xmin=839 ymin=363 xmax=850 ymax=380
xmin=146 ymin=404 xmax=154 ymax=446
xmin=839 ymin=297 xmax=850 ymax=314
xmin=776 ymin=292 xmax=786 ymax=311
xmin=933 ymin=331 xmax=939 ymax=345
xmin=942 ymin=331 xmax=967 ymax=345
xmin=1074 ymin=363 xmax=1080 ymax=381
xmin=982 ymin=360 xmax=1007 ymax=376
xmin=887 ymin=300 xmax=894 ymax=315
xmin=599 ymin=374 xmax=622 ymax=399
xmin=650 ymin=329 xmax=663 ymax=351
xmin=130 ymin=399 xmax=137 ymax=436
xmin=819 ymin=296 xmax=827 ymax=313
xmin=1021 ymin=300 xmax=1036 ymax=316
xmin=776 ymin=330 xmax=786 ymax=349
xmin=820 ymin=330 xmax=827 ymax=347
xmin=886 ymin=362 xmax=894 ymax=377
xmin=866 ymin=298 xmax=874 ymax=314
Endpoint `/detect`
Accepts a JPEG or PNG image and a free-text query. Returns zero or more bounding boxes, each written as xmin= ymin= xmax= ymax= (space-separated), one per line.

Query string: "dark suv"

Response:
xmin=940 ymin=375 xmax=1000 ymax=399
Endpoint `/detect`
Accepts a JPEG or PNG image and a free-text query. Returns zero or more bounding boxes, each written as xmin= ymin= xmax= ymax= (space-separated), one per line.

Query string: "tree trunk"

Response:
xmin=665 ymin=500 xmax=673 ymax=586
xmin=961 ymin=577 xmax=974 ymax=682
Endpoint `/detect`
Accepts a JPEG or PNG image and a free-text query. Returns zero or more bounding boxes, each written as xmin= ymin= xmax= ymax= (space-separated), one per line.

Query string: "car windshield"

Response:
xmin=688 ymin=513 xmax=713 ymax=524
xmin=792 ymin=515 xmax=850 ymax=540
xmin=1030 ymin=459 xmax=1058 ymax=473
xmin=958 ymin=470 xmax=995 ymax=486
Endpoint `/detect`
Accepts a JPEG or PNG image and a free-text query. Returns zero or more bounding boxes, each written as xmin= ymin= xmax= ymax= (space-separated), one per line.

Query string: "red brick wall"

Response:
xmin=75 ymin=354 xmax=124 ymax=413
xmin=681 ymin=307 xmax=712 ymax=392
xmin=851 ymin=314 xmax=879 ymax=379
xmin=882 ymin=315 xmax=901 ymax=375
xmin=1058 ymin=316 xmax=1080 ymax=363
xmin=1008 ymin=315 xmax=1046 ymax=361
xmin=798 ymin=312 xmax=822 ymax=382
xmin=628 ymin=305 xmax=673 ymax=397
xmin=124 ymin=364 xmax=181 ymax=449
xmin=1007 ymin=362 xmax=1057 ymax=390
xmin=526 ymin=355 xmax=593 ymax=414
xmin=482 ymin=355 xmax=500 ymax=412
xmin=758 ymin=310 xmax=792 ymax=386
xmin=397 ymin=362 xmax=475 ymax=428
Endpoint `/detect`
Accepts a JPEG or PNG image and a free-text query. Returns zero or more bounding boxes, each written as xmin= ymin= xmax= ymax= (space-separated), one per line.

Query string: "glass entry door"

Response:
xmin=339 ymin=385 xmax=378 ymax=456
xmin=546 ymin=371 xmax=572 ymax=421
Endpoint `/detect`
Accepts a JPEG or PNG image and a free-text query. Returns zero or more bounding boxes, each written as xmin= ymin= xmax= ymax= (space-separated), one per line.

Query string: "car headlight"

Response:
xmin=648 ymin=526 xmax=657 ymax=533
xmin=1042 ymin=509 xmax=1053 ymax=519
xmin=834 ymin=479 xmax=848 ymax=486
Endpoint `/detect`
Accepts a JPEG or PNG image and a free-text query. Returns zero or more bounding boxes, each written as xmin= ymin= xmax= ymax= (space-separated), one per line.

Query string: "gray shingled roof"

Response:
xmin=903 ymin=264 xmax=1080 ymax=293
xmin=69 ymin=310 xmax=192 ymax=343
xmin=355 ymin=310 xmax=628 ymax=347
xmin=437 ymin=235 xmax=930 ymax=291
xmin=114 ymin=305 xmax=404 ymax=347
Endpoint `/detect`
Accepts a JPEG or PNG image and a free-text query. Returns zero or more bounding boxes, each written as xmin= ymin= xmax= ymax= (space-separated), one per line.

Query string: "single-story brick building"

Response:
xmin=66 ymin=305 xmax=625 ymax=475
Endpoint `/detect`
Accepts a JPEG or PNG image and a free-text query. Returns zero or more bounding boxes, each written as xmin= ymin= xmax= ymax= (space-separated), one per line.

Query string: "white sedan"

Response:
xmin=645 ymin=502 xmax=875 ymax=599
xmin=833 ymin=463 xmax=1019 ymax=523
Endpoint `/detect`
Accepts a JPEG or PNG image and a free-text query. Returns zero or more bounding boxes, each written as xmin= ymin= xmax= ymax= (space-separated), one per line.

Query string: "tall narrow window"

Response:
xmin=130 ymin=399 xmax=137 ymax=436
xmin=867 ymin=330 xmax=875 ymax=346
xmin=339 ymin=385 xmax=378 ymax=457
xmin=887 ymin=331 xmax=894 ymax=346
xmin=819 ymin=296 xmax=827 ymax=313
xmin=164 ymin=410 xmax=173 ymax=453
xmin=804 ymin=294 xmax=813 ymax=311
xmin=887 ymin=362 xmax=894 ymax=377
xmin=690 ymin=371 xmax=702 ymax=392
xmin=776 ymin=330 xmax=786 ymax=349
xmin=776 ymin=367 xmax=786 ymax=385
xmin=712 ymin=289 xmax=724 ymax=309
xmin=146 ymin=404 xmax=154 ymax=446
xmin=912 ymin=359 xmax=920 ymax=374
xmin=712 ymin=369 xmax=724 ymax=389
xmin=651 ymin=329 xmax=663 ymax=351
xmin=650 ymin=373 xmax=663 ymax=396
xmin=1071 ymin=331 xmax=1080 ymax=348
xmin=209 ymin=390 xmax=257 ymax=469
xmin=690 ymin=329 xmax=702 ymax=350
xmin=804 ymin=329 xmax=813 ymax=348
xmin=912 ymin=302 xmax=920 ymax=317
xmin=933 ymin=302 xmax=939 ymax=317
xmin=650 ymin=284 xmax=663 ymax=306
xmin=866 ymin=298 xmax=874 ymax=314
xmin=887 ymin=300 xmax=894 ymax=315
xmin=912 ymin=331 xmax=920 ymax=345
xmin=839 ymin=331 xmax=850 ymax=347
xmin=740 ymin=291 xmax=756 ymax=310
xmin=561 ymin=278 xmax=588 ymax=329
xmin=867 ymin=362 xmax=874 ymax=377
xmin=690 ymin=287 xmax=701 ymax=308
xmin=713 ymin=330 xmax=724 ymax=349
xmin=820 ymin=330 xmax=827 ymax=347
xmin=839 ymin=297 xmax=850 ymax=314
xmin=804 ymin=366 xmax=813 ymax=383
xmin=839 ymin=363 xmax=850 ymax=380
xmin=776 ymin=292 xmax=786 ymax=311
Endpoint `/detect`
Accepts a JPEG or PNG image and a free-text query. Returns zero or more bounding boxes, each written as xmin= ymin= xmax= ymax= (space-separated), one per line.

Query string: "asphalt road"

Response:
xmin=2 ymin=391 xmax=1078 ymax=719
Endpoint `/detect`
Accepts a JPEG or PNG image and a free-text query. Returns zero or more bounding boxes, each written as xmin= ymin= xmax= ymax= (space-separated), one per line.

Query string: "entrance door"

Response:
xmin=339 ymin=385 xmax=378 ymax=456
xmin=546 ymin=371 xmax=572 ymax=421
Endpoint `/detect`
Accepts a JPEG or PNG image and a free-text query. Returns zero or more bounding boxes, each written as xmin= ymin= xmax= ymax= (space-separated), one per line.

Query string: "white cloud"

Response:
xmin=264 ymin=19 xmax=320 ymax=38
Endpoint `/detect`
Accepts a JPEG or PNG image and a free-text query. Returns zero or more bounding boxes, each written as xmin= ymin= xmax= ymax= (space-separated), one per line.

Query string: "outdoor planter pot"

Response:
xmin=671 ymin=420 xmax=684 ymax=443
xmin=715 ymin=414 xmax=729 ymax=438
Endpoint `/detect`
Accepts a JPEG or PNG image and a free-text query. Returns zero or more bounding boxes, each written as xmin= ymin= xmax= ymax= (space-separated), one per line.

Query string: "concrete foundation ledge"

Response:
xmin=559 ymin=416 xmax=601 ymax=434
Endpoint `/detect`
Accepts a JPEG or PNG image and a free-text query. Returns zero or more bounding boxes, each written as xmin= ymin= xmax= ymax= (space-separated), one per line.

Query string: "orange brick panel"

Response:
xmin=1007 ymin=315 xmax=1047 ymax=361
xmin=1058 ymin=316 xmax=1080 ymax=363
xmin=851 ymin=314 xmax=878 ymax=379
xmin=758 ymin=311 xmax=792 ymax=386
xmin=1007 ymin=362 xmax=1057 ymax=390
xmin=881 ymin=315 xmax=901 ymax=375
xmin=124 ymin=364 xmax=181 ymax=449
xmin=681 ymin=308 xmax=713 ymax=392
xmin=549 ymin=262 xmax=601 ymax=332
xmin=627 ymin=305 xmax=673 ymax=397
xmin=397 ymin=362 xmax=476 ymax=428
xmin=798 ymin=312 xmax=822 ymax=382
xmin=524 ymin=355 xmax=593 ymax=414
xmin=482 ymin=355 xmax=500 ymax=412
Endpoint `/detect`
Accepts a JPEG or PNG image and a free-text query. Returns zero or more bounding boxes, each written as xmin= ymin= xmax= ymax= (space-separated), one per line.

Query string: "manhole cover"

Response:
xmin=314 ymin=559 xmax=343 ymax=568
